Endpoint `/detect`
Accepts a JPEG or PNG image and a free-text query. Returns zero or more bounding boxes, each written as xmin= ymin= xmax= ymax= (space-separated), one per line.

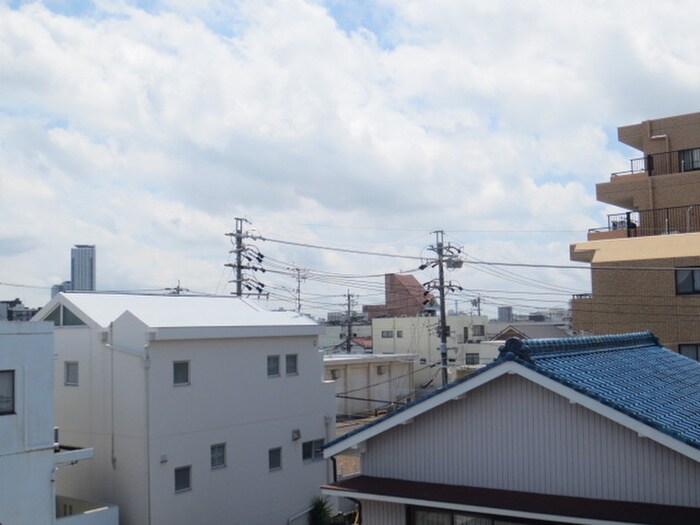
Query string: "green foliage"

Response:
xmin=309 ymin=496 xmax=332 ymax=525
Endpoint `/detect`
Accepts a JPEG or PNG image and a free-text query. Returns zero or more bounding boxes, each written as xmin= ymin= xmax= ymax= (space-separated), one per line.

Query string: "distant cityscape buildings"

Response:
xmin=71 ymin=245 xmax=96 ymax=291
xmin=51 ymin=245 xmax=96 ymax=298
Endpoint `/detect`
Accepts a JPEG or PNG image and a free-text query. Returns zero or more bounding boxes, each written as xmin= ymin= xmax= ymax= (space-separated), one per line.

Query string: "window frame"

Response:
xmin=267 ymin=355 xmax=280 ymax=377
xmin=679 ymin=344 xmax=700 ymax=361
xmin=268 ymin=447 xmax=282 ymax=471
xmin=465 ymin=353 xmax=480 ymax=365
xmin=210 ymin=443 xmax=226 ymax=470
xmin=472 ymin=325 xmax=485 ymax=337
xmin=173 ymin=360 xmax=190 ymax=386
xmin=64 ymin=361 xmax=79 ymax=386
xmin=0 ymin=370 xmax=15 ymax=416
xmin=174 ymin=465 xmax=192 ymax=493
xmin=675 ymin=268 xmax=700 ymax=295
xmin=396 ymin=330 xmax=404 ymax=338
xmin=381 ymin=330 xmax=394 ymax=338
xmin=285 ymin=354 xmax=298 ymax=376
xmin=302 ymin=439 xmax=325 ymax=462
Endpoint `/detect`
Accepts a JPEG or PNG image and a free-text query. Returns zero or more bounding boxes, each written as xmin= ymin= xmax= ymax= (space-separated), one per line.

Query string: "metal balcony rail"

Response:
xmin=588 ymin=204 xmax=700 ymax=238
xmin=611 ymin=147 xmax=700 ymax=177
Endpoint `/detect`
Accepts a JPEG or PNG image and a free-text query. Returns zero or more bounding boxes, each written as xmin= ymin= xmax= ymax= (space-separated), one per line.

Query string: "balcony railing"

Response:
xmin=611 ymin=148 xmax=700 ymax=177
xmin=588 ymin=204 xmax=700 ymax=239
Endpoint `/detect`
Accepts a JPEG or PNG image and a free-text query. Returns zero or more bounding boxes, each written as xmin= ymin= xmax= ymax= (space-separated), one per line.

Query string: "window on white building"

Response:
xmin=211 ymin=443 xmax=226 ymax=469
xmin=0 ymin=370 xmax=14 ymax=415
xmin=267 ymin=355 xmax=280 ymax=377
xmin=472 ymin=325 xmax=485 ymax=337
xmin=381 ymin=330 xmax=394 ymax=338
xmin=302 ymin=439 xmax=324 ymax=462
xmin=45 ymin=305 xmax=86 ymax=327
xmin=285 ymin=354 xmax=298 ymax=376
xmin=173 ymin=361 xmax=190 ymax=385
xmin=174 ymin=466 xmax=191 ymax=493
xmin=465 ymin=353 xmax=480 ymax=365
xmin=396 ymin=330 xmax=404 ymax=338
xmin=64 ymin=362 xmax=79 ymax=386
xmin=268 ymin=447 xmax=282 ymax=471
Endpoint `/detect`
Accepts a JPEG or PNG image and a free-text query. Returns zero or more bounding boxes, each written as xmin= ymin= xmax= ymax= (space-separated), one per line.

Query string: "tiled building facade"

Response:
xmin=571 ymin=112 xmax=700 ymax=357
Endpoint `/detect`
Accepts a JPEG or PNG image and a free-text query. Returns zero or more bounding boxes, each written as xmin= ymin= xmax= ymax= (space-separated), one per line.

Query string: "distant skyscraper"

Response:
xmin=71 ymin=245 xmax=96 ymax=291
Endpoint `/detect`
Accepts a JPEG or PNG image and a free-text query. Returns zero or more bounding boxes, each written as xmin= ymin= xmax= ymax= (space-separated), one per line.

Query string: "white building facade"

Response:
xmin=0 ymin=321 xmax=116 ymax=525
xmin=34 ymin=293 xmax=336 ymax=525
xmin=372 ymin=315 xmax=489 ymax=388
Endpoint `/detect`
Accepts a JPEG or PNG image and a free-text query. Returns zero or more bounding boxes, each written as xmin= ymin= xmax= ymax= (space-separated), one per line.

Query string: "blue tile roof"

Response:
xmin=507 ymin=332 xmax=700 ymax=450
xmin=326 ymin=332 xmax=700 ymax=452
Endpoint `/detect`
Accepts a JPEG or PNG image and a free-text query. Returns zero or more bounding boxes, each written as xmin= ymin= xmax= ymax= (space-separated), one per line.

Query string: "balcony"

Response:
xmin=587 ymin=204 xmax=700 ymax=241
xmin=611 ymin=147 xmax=700 ymax=178
xmin=56 ymin=495 xmax=119 ymax=524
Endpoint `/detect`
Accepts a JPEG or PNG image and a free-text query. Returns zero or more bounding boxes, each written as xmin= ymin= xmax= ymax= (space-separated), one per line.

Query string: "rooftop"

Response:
xmin=36 ymin=292 xmax=318 ymax=330
xmin=325 ymin=332 xmax=700 ymax=454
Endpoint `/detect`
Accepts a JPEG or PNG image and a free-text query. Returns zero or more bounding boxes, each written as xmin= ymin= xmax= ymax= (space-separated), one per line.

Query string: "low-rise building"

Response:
xmin=372 ymin=314 xmax=489 ymax=389
xmin=322 ymin=332 xmax=700 ymax=524
xmin=0 ymin=321 xmax=116 ymax=525
xmin=324 ymin=353 xmax=416 ymax=419
xmin=33 ymin=293 xmax=336 ymax=525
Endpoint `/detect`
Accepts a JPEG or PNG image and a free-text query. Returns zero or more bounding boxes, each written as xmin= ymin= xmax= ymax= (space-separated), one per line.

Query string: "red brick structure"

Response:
xmin=363 ymin=274 xmax=432 ymax=320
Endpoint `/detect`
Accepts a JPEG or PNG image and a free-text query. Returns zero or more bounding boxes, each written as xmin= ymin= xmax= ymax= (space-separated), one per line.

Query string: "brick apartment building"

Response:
xmin=571 ymin=111 xmax=700 ymax=358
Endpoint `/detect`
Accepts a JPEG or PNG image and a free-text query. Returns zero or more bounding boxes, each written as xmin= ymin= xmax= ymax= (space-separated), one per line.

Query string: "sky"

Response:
xmin=1 ymin=0 xmax=699 ymax=318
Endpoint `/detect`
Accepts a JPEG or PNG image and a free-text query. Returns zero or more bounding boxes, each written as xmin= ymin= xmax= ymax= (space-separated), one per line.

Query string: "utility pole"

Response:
xmin=436 ymin=231 xmax=449 ymax=387
xmin=472 ymin=294 xmax=481 ymax=316
xmin=422 ymin=231 xmax=463 ymax=387
xmin=345 ymin=290 xmax=356 ymax=353
xmin=225 ymin=218 xmax=266 ymax=297
xmin=288 ymin=267 xmax=307 ymax=312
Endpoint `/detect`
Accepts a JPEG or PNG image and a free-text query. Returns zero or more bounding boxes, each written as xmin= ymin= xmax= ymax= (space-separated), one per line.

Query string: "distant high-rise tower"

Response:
xmin=71 ymin=245 xmax=96 ymax=291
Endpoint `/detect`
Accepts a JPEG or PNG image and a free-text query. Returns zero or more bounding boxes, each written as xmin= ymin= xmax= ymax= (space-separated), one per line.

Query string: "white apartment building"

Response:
xmin=0 ymin=322 xmax=116 ymax=525
xmin=323 ymin=353 xmax=416 ymax=418
xmin=33 ymin=293 xmax=336 ymax=525
xmin=372 ymin=314 xmax=489 ymax=388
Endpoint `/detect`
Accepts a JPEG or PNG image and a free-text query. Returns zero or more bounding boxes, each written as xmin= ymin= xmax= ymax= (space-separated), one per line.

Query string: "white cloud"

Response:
xmin=1 ymin=0 xmax=699 ymax=316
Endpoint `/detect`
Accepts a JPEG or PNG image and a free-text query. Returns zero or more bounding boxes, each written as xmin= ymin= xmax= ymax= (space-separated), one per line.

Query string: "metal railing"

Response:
xmin=611 ymin=148 xmax=700 ymax=177
xmin=588 ymin=204 xmax=700 ymax=238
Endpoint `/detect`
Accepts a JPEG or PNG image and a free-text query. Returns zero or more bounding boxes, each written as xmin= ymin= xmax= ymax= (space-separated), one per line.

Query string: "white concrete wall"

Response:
xmin=372 ymin=315 xmax=488 ymax=387
xmin=0 ymin=322 xmax=56 ymax=525
xmin=53 ymin=317 xmax=149 ymax=525
xmin=147 ymin=335 xmax=335 ymax=525
xmin=324 ymin=356 xmax=415 ymax=417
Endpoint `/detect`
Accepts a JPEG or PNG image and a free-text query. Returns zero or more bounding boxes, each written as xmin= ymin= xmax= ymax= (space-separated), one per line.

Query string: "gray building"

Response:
xmin=70 ymin=245 xmax=96 ymax=291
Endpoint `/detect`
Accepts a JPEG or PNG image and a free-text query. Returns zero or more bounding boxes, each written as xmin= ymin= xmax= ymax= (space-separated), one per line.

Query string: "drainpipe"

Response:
xmin=144 ymin=339 xmax=152 ymax=525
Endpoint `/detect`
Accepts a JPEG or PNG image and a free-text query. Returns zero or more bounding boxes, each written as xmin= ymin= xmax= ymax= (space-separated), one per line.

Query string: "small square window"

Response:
xmin=268 ymin=447 xmax=282 ymax=471
xmin=174 ymin=466 xmax=191 ymax=493
xmin=679 ymin=344 xmax=700 ymax=361
xmin=465 ymin=353 xmax=480 ymax=365
xmin=396 ymin=330 xmax=403 ymax=338
xmin=285 ymin=354 xmax=298 ymax=376
xmin=267 ymin=355 xmax=280 ymax=377
xmin=173 ymin=361 xmax=190 ymax=385
xmin=472 ymin=325 xmax=485 ymax=337
xmin=64 ymin=362 xmax=79 ymax=386
xmin=0 ymin=370 xmax=15 ymax=415
xmin=302 ymin=439 xmax=324 ymax=462
xmin=211 ymin=443 xmax=226 ymax=469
